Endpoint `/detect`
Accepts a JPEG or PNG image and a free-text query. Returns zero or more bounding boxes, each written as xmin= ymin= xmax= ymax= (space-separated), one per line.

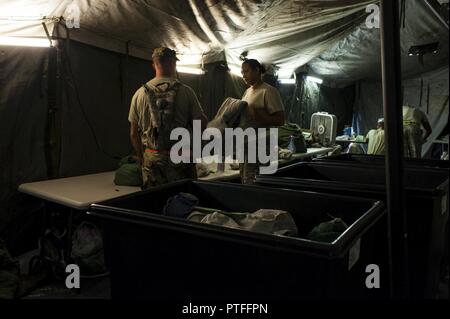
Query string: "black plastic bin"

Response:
xmin=89 ymin=180 xmax=387 ymax=300
xmin=314 ymin=154 xmax=450 ymax=169
xmin=255 ymin=162 xmax=449 ymax=298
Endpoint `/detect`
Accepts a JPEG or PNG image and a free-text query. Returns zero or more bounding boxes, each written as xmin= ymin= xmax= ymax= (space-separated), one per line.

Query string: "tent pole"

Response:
xmin=45 ymin=47 xmax=59 ymax=179
xmin=424 ymin=0 xmax=449 ymax=30
xmin=380 ymin=0 xmax=409 ymax=298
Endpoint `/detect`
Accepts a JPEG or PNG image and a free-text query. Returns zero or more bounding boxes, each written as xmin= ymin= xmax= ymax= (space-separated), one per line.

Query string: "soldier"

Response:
xmin=365 ymin=118 xmax=385 ymax=155
xmin=128 ymin=47 xmax=208 ymax=188
xmin=239 ymin=59 xmax=285 ymax=184
xmin=403 ymin=104 xmax=432 ymax=158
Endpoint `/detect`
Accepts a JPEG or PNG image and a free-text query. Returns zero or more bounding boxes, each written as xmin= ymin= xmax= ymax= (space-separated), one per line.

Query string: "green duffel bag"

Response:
xmin=307 ymin=217 xmax=349 ymax=243
xmin=114 ymin=156 xmax=143 ymax=186
xmin=277 ymin=123 xmax=307 ymax=153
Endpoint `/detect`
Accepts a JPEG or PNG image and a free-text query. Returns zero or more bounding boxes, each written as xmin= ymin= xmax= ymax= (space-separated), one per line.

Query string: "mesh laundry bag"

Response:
xmin=71 ymin=222 xmax=108 ymax=276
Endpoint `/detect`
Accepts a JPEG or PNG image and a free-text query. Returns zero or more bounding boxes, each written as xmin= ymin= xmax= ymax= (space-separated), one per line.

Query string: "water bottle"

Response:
xmin=343 ymin=126 xmax=351 ymax=137
xmin=287 ymin=135 xmax=296 ymax=153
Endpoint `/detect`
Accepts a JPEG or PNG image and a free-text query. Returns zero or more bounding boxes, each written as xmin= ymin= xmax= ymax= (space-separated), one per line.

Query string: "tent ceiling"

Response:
xmin=0 ymin=0 xmax=448 ymax=85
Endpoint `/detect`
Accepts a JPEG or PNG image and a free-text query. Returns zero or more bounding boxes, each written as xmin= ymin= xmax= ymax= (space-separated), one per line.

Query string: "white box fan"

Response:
xmin=310 ymin=112 xmax=337 ymax=147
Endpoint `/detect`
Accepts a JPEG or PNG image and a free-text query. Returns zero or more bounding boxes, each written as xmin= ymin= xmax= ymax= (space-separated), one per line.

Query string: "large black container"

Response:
xmin=256 ymin=162 xmax=449 ymax=298
xmin=89 ymin=180 xmax=387 ymax=300
xmin=314 ymin=154 xmax=450 ymax=169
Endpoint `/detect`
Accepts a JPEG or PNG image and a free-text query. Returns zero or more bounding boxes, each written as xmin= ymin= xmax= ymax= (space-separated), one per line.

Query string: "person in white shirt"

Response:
xmin=365 ymin=118 xmax=385 ymax=155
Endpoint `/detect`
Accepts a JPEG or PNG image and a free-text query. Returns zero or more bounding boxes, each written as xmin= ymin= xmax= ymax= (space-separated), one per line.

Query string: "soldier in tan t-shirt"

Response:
xmin=402 ymin=104 xmax=432 ymax=158
xmin=365 ymin=118 xmax=385 ymax=155
xmin=128 ymin=47 xmax=207 ymax=188
xmin=239 ymin=59 xmax=285 ymax=184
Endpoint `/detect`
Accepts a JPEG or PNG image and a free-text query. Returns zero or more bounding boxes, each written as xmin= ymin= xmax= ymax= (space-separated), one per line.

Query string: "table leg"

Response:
xmin=65 ymin=208 xmax=74 ymax=265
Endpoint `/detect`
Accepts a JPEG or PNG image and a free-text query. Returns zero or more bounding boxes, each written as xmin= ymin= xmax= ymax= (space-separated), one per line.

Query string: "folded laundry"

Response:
xmin=187 ymin=208 xmax=298 ymax=237
xmin=229 ymin=162 xmax=240 ymax=170
xmin=196 ymin=162 xmax=214 ymax=177
xmin=163 ymin=193 xmax=199 ymax=218
xmin=278 ymin=123 xmax=307 ymax=153
xmin=278 ymin=147 xmax=293 ymax=160
xmin=207 ymin=98 xmax=247 ymax=132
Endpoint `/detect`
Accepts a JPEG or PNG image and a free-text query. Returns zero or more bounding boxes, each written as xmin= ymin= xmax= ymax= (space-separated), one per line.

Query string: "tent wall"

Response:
xmin=58 ymin=40 xmax=151 ymax=177
xmin=0 ymin=46 xmax=49 ymax=200
xmin=284 ymin=79 xmax=355 ymax=133
xmin=0 ymin=46 xmax=49 ymax=254
xmin=352 ymin=80 xmax=384 ymax=136
xmin=178 ymin=63 xmax=246 ymax=121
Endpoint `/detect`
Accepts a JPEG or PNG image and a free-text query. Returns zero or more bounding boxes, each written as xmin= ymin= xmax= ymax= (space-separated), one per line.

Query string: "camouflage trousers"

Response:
xmin=142 ymin=152 xmax=197 ymax=189
xmin=403 ymin=124 xmax=423 ymax=159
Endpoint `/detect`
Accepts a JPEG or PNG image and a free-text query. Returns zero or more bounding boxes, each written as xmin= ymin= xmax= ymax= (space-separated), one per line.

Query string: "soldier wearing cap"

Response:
xmin=128 ymin=47 xmax=208 ymax=188
xmin=365 ymin=117 xmax=385 ymax=155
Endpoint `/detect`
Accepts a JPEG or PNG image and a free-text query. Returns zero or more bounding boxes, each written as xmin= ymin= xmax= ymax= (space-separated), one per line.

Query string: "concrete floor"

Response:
xmin=17 ymin=249 xmax=448 ymax=300
xmin=23 ymin=276 xmax=111 ymax=299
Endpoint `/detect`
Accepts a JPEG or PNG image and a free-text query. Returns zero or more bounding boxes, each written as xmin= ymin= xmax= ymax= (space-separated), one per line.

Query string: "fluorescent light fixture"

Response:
xmin=177 ymin=66 xmax=204 ymax=75
xmin=228 ymin=65 xmax=242 ymax=77
xmin=0 ymin=37 xmax=53 ymax=48
xmin=279 ymin=78 xmax=296 ymax=84
xmin=408 ymin=42 xmax=439 ymax=56
xmin=305 ymin=75 xmax=323 ymax=84
xmin=277 ymin=69 xmax=294 ymax=79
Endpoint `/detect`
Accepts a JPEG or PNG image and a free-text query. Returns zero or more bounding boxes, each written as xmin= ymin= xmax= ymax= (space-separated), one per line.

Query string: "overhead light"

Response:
xmin=177 ymin=66 xmax=204 ymax=75
xmin=408 ymin=42 xmax=439 ymax=56
xmin=277 ymin=69 xmax=295 ymax=79
xmin=279 ymin=78 xmax=296 ymax=84
xmin=305 ymin=75 xmax=323 ymax=84
xmin=228 ymin=65 xmax=242 ymax=77
xmin=0 ymin=37 xmax=53 ymax=48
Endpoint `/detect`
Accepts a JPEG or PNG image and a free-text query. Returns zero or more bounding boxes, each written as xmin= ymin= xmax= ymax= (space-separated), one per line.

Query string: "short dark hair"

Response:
xmin=242 ymin=59 xmax=266 ymax=74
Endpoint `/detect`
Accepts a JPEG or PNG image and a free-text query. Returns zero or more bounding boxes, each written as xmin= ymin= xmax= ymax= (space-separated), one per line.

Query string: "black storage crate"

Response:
xmin=89 ymin=180 xmax=387 ymax=300
xmin=314 ymin=154 xmax=450 ymax=169
xmin=256 ymin=162 xmax=449 ymax=298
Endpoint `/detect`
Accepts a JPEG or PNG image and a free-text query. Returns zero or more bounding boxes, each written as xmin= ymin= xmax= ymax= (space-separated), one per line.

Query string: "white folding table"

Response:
xmin=18 ymin=172 xmax=141 ymax=263
xmin=18 ymin=171 xmax=141 ymax=210
xmin=18 ymin=147 xmax=334 ymax=206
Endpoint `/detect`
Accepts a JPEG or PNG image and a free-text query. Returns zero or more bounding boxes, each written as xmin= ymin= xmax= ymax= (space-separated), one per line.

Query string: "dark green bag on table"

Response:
xmin=278 ymin=123 xmax=307 ymax=153
xmin=114 ymin=156 xmax=143 ymax=186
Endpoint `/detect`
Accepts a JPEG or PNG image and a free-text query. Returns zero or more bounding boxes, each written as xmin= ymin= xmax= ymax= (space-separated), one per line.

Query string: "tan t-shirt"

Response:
xmin=402 ymin=105 xmax=429 ymax=126
xmin=128 ymin=77 xmax=205 ymax=148
xmin=240 ymin=82 xmax=284 ymax=128
xmin=365 ymin=128 xmax=385 ymax=155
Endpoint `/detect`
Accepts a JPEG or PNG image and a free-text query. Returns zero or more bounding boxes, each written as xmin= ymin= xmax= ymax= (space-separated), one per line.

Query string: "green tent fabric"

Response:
xmin=278 ymin=123 xmax=307 ymax=153
xmin=114 ymin=156 xmax=143 ymax=186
